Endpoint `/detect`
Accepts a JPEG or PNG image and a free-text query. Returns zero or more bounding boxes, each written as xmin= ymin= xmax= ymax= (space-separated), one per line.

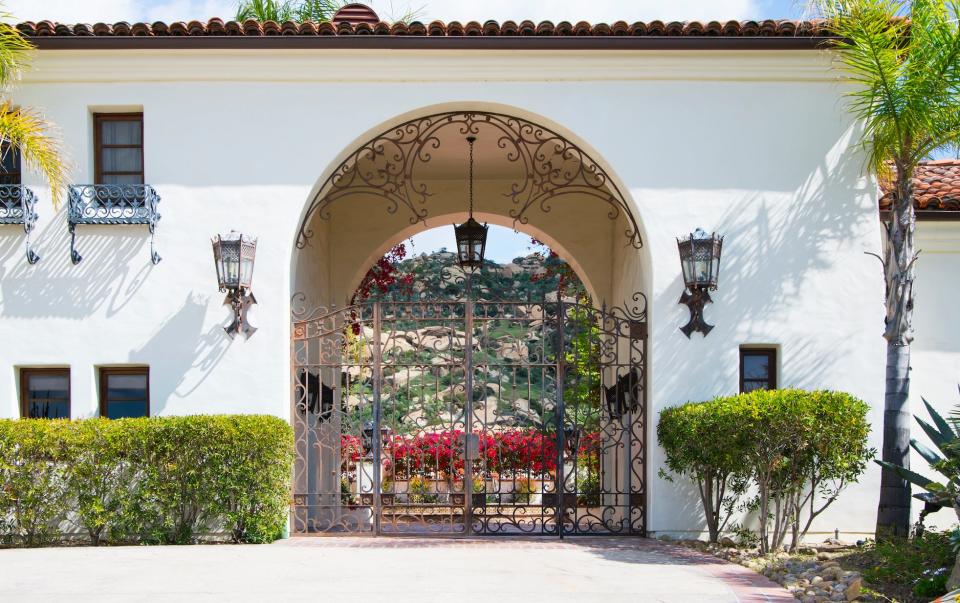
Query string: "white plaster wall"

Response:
xmin=0 ymin=48 xmax=892 ymax=536
xmin=909 ymin=222 xmax=960 ymax=529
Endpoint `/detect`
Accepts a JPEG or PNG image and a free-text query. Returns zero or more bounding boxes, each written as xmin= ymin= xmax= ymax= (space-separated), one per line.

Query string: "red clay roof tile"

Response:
xmin=15 ymin=18 xmax=834 ymax=39
xmin=880 ymin=160 xmax=960 ymax=215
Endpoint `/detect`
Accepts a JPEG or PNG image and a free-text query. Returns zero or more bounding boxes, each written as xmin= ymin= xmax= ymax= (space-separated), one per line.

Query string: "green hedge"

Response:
xmin=0 ymin=415 xmax=294 ymax=547
xmin=658 ymin=389 xmax=873 ymax=552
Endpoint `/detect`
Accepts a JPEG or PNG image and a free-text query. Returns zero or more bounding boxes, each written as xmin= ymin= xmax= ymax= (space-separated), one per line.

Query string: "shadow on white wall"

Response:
xmin=0 ymin=211 xmax=155 ymax=319
xmin=128 ymin=292 xmax=232 ymax=414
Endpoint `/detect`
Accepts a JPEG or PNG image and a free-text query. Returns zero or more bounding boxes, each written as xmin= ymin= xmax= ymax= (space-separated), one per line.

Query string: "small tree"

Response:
xmin=659 ymin=390 xmax=872 ymax=550
xmin=813 ymin=0 xmax=960 ymax=538
xmin=658 ymin=398 xmax=752 ymax=543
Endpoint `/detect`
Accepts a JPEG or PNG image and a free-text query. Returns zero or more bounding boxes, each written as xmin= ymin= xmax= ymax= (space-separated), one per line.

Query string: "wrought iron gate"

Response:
xmin=291 ymin=291 xmax=647 ymax=536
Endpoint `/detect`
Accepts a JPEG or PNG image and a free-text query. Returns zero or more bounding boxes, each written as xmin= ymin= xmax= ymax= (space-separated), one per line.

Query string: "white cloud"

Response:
xmin=5 ymin=0 xmax=795 ymax=24
xmin=5 ymin=0 xmax=236 ymax=23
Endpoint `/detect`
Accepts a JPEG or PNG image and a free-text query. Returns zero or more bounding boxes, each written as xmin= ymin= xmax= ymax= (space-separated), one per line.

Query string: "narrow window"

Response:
xmin=740 ymin=348 xmax=777 ymax=393
xmin=100 ymin=367 xmax=149 ymax=419
xmin=20 ymin=368 xmax=70 ymax=419
xmin=94 ymin=113 xmax=144 ymax=185
xmin=0 ymin=142 xmax=21 ymax=185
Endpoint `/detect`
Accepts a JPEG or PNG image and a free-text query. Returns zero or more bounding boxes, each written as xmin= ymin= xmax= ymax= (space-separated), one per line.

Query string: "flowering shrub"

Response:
xmin=365 ymin=429 xmax=601 ymax=479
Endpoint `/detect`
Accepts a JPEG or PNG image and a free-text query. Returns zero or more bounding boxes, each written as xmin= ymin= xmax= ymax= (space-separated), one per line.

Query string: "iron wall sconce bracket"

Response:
xmin=676 ymin=228 xmax=724 ymax=339
xmin=223 ymin=288 xmax=257 ymax=340
xmin=212 ymin=231 xmax=258 ymax=340
xmin=678 ymin=288 xmax=714 ymax=338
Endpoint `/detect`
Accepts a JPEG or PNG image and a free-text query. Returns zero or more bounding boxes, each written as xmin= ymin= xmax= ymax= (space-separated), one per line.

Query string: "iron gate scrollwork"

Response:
xmin=291 ymin=290 xmax=647 ymax=536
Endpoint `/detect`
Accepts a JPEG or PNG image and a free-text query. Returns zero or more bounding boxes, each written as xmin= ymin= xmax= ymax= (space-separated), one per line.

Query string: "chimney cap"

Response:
xmin=331 ymin=3 xmax=380 ymax=25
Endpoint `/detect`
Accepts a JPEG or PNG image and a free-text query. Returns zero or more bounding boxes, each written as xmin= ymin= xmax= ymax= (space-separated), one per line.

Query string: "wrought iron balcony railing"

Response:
xmin=68 ymin=184 xmax=161 ymax=265
xmin=0 ymin=184 xmax=40 ymax=264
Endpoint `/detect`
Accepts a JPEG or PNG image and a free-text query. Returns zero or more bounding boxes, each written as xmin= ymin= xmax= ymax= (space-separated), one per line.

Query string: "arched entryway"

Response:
xmin=290 ymin=106 xmax=651 ymax=536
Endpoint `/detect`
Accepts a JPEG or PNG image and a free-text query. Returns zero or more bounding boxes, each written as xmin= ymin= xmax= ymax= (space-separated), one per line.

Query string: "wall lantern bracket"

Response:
xmin=212 ymin=231 xmax=258 ymax=340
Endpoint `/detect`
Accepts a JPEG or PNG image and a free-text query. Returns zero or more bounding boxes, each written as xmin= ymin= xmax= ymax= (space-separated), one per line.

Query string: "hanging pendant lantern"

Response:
xmin=454 ymin=136 xmax=488 ymax=270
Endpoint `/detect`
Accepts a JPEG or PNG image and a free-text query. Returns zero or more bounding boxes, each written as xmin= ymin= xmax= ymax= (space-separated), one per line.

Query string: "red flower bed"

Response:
xmin=338 ymin=429 xmax=601 ymax=479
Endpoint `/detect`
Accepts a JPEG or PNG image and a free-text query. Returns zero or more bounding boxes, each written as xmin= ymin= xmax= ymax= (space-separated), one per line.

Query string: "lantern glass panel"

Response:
xmin=213 ymin=232 xmax=257 ymax=291
xmin=677 ymin=229 xmax=723 ymax=291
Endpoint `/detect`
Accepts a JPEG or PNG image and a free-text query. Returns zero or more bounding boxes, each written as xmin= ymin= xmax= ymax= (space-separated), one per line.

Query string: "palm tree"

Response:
xmin=235 ymin=0 xmax=345 ymax=22
xmin=813 ymin=0 xmax=960 ymax=538
xmin=0 ymin=11 xmax=67 ymax=205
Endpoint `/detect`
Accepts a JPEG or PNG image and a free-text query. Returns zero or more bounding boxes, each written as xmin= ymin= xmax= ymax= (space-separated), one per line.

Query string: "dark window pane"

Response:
xmin=740 ymin=349 xmax=776 ymax=393
xmin=102 ymin=370 xmax=148 ymax=419
xmin=106 ymin=400 xmax=148 ymax=419
xmin=742 ymin=355 xmax=770 ymax=381
xmin=101 ymin=120 xmax=141 ymax=145
xmin=24 ymin=371 xmax=70 ymax=419
xmin=0 ymin=144 xmax=21 ymax=179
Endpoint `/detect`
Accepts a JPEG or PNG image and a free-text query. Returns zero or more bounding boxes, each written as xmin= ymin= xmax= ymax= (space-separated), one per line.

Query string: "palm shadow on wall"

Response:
xmin=650 ymin=129 xmax=878 ymax=536
xmin=0 ymin=211 xmax=154 ymax=319
xmin=129 ymin=292 xmax=232 ymax=415
xmin=653 ymin=130 xmax=874 ymax=403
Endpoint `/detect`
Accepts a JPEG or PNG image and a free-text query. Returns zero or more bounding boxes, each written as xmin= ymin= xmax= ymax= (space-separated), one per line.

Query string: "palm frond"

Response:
xmin=0 ymin=16 xmax=33 ymax=88
xmin=0 ymin=104 xmax=69 ymax=207
xmin=235 ymin=0 xmax=298 ymax=22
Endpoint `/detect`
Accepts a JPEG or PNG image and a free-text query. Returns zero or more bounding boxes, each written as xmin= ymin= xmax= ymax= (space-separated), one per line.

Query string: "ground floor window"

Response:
xmin=99 ymin=367 xmax=149 ymax=419
xmin=740 ymin=347 xmax=777 ymax=393
xmin=20 ymin=368 xmax=70 ymax=419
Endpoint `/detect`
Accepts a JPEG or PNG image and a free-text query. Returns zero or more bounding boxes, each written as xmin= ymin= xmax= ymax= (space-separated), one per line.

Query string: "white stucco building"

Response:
xmin=1 ymin=4 xmax=958 ymax=539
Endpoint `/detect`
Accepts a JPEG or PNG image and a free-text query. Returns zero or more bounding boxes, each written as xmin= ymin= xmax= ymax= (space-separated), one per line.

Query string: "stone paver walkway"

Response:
xmin=0 ymin=537 xmax=793 ymax=602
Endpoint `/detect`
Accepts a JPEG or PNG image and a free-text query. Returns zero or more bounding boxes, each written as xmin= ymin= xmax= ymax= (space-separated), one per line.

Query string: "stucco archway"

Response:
xmin=291 ymin=105 xmax=651 ymax=314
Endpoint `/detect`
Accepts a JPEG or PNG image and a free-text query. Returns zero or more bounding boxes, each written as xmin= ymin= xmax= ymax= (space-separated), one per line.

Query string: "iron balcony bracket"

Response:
xmin=0 ymin=184 xmax=41 ymax=264
xmin=68 ymin=184 xmax=162 ymax=265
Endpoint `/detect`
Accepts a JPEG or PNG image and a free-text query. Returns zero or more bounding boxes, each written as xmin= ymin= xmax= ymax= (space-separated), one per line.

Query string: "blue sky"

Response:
xmin=6 ymin=1 xmax=808 ymax=24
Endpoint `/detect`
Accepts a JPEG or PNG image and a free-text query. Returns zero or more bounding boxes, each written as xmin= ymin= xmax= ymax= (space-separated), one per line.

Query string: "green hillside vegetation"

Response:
xmin=342 ymin=248 xmax=600 ymax=437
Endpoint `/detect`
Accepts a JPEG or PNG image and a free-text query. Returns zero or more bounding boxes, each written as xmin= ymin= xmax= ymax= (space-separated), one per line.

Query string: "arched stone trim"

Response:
xmin=296 ymin=111 xmax=644 ymax=251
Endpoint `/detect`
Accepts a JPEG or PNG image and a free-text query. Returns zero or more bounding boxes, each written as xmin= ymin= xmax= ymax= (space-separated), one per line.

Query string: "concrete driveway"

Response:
xmin=0 ymin=537 xmax=792 ymax=602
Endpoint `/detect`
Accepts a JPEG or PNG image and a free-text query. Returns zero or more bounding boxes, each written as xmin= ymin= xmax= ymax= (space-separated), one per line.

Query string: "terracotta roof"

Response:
xmin=880 ymin=160 xmax=960 ymax=217
xmin=15 ymin=18 xmax=832 ymax=39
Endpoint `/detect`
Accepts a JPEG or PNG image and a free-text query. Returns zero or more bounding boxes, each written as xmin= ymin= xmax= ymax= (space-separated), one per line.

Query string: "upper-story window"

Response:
xmin=740 ymin=347 xmax=777 ymax=393
xmin=20 ymin=368 xmax=70 ymax=419
xmin=0 ymin=142 xmax=21 ymax=185
xmin=94 ymin=113 xmax=144 ymax=184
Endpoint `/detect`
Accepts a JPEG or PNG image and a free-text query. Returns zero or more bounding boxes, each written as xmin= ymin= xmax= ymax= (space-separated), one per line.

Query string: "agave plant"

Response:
xmin=876 ymin=390 xmax=960 ymax=525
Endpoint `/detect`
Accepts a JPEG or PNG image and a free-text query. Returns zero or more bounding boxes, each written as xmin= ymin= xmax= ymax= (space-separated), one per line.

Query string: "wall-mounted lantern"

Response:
xmin=676 ymin=228 xmax=724 ymax=338
xmin=212 ymin=231 xmax=258 ymax=339
xmin=454 ymin=136 xmax=488 ymax=270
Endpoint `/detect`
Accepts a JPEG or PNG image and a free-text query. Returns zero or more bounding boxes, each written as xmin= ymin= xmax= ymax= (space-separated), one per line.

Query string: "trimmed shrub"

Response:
xmin=658 ymin=389 xmax=873 ymax=552
xmin=0 ymin=420 xmax=70 ymax=546
xmin=0 ymin=415 xmax=293 ymax=547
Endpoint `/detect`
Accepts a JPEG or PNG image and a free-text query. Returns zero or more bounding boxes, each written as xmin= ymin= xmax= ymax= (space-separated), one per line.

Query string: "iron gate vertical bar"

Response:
xmin=463 ymin=274 xmax=474 ymax=535
xmin=372 ymin=302 xmax=383 ymax=535
xmin=555 ymin=297 xmax=566 ymax=538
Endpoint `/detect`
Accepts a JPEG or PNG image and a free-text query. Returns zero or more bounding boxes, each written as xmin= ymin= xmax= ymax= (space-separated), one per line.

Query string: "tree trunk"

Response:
xmin=875 ymin=167 xmax=916 ymax=540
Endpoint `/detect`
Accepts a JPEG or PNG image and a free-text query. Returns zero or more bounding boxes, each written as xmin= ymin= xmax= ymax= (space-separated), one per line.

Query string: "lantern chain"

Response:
xmin=467 ymin=135 xmax=476 ymax=217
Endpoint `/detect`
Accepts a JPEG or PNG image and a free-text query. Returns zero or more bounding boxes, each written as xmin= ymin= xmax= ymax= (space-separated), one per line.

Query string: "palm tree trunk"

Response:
xmin=875 ymin=168 xmax=916 ymax=539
